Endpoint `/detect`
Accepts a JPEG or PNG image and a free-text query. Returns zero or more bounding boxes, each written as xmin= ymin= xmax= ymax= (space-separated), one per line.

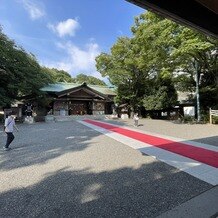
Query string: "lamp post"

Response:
xmin=195 ymin=61 xmax=201 ymax=122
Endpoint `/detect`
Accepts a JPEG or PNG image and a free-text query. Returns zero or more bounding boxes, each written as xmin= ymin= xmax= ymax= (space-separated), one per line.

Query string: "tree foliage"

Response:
xmin=0 ymin=28 xmax=52 ymax=107
xmin=74 ymin=73 xmax=106 ymax=85
xmin=0 ymin=27 xmax=106 ymax=107
xmin=143 ymin=69 xmax=177 ymax=110
xmin=41 ymin=68 xmax=106 ymax=85
xmin=41 ymin=67 xmax=75 ymax=83
xmin=170 ymin=29 xmax=218 ymax=110
xmin=96 ymin=12 xmax=218 ymax=112
xmin=96 ymin=37 xmax=149 ymax=111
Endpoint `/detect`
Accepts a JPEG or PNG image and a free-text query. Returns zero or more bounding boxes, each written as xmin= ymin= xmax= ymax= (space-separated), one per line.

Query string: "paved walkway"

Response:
xmin=80 ymin=119 xmax=218 ymax=217
xmin=0 ymin=120 xmax=217 ymax=217
xmin=81 ymin=119 xmax=218 ymax=185
xmin=105 ymin=118 xmax=218 ymax=147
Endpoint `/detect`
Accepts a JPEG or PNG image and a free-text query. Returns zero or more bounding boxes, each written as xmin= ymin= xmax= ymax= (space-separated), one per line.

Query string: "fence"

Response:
xmin=209 ymin=108 xmax=218 ymax=124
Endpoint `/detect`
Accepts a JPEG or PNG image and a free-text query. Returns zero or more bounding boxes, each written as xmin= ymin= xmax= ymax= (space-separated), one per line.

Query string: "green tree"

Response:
xmin=75 ymin=73 xmax=106 ymax=86
xmin=96 ymin=16 xmax=178 ymax=111
xmin=96 ymin=37 xmax=149 ymax=111
xmin=0 ymin=28 xmax=52 ymax=107
xmin=170 ymin=28 xmax=218 ymax=110
xmin=143 ymin=69 xmax=177 ymax=110
xmin=41 ymin=67 xmax=75 ymax=83
xmin=132 ymin=12 xmax=218 ymax=110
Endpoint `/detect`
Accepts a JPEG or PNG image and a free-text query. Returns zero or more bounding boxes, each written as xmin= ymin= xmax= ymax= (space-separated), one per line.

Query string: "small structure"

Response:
xmin=176 ymin=91 xmax=195 ymax=119
xmin=41 ymin=82 xmax=116 ymax=116
xmin=209 ymin=108 xmax=218 ymax=124
xmin=117 ymin=103 xmax=129 ymax=119
xmin=4 ymin=101 xmax=23 ymax=122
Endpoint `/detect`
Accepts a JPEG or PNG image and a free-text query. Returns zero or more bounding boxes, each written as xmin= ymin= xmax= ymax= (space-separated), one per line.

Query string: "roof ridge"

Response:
xmin=52 ymin=82 xmax=111 ymax=88
xmin=41 ymin=82 xmax=116 ymax=95
xmin=55 ymin=82 xmax=81 ymax=85
xmin=89 ymin=84 xmax=109 ymax=88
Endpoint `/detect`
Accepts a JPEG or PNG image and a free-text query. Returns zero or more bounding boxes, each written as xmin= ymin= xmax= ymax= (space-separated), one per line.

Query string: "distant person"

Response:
xmin=133 ymin=113 xmax=139 ymax=127
xmin=25 ymin=103 xmax=33 ymax=117
xmin=3 ymin=112 xmax=19 ymax=151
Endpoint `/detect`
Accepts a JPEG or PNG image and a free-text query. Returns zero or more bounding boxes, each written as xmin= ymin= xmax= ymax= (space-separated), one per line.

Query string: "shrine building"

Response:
xmin=41 ymin=82 xmax=116 ymax=116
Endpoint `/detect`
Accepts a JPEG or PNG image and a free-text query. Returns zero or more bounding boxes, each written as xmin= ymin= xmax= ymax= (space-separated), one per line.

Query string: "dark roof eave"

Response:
xmin=126 ymin=0 xmax=218 ymax=38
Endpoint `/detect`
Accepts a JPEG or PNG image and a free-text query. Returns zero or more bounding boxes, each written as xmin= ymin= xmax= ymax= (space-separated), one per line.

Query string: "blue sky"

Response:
xmin=0 ymin=0 xmax=144 ymax=80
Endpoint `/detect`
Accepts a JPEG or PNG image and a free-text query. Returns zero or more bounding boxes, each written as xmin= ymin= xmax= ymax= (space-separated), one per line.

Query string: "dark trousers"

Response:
xmin=5 ymin=132 xmax=15 ymax=148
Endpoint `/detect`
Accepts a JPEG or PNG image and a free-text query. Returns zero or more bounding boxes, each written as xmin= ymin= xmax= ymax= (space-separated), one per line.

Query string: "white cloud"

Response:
xmin=42 ymin=41 xmax=102 ymax=79
xmin=48 ymin=19 xmax=80 ymax=37
xmin=20 ymin=0 xmax=45 ymax=20
xmin=89 ymin=71 xmax=105 ymax=80
xmin=118 ymin=30 xmax=124 ymax=35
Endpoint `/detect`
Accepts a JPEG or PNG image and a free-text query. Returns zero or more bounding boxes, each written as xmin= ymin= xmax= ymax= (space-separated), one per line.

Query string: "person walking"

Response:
xmin=3 ymin=112 xmax=19 ymax=151
xmin=133 ymin=113 xmax=139 ymax=127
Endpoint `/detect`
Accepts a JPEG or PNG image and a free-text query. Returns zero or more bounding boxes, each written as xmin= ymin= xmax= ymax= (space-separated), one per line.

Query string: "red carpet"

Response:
xmin=84 ymin=119 xmax=218 ymax=168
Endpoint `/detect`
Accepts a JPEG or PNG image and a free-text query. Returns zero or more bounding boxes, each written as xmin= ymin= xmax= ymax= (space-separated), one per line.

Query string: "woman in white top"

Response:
xmin=4 ymin=112 xmax=19 ymax=151
xmin=133 ymin=113 xmax=139 ymax=127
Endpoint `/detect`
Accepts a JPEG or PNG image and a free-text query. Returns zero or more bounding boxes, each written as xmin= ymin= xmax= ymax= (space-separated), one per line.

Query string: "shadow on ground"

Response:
xmin=0 ymin=120 xmax=214 ymax=217
xmin=1 ymin=119 xmax=216 ymax=172
xmin=0 ymin=121 xmax=101 ymax=170
xmin=0 ymin=163 xmax=211 ymax=217
xmin=192 ymin=136 xmax=218 ymax=147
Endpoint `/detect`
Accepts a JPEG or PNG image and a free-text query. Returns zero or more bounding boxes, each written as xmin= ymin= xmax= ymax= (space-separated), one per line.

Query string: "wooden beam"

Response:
xmin=126 ymin=0 xmax=218 ymax=38
xmin=195 ymin=0 xmax=218 ymax=14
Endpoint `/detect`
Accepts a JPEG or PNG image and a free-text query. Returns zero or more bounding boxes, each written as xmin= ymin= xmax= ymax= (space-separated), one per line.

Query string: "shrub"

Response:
xmin=201 ymin=113 xmax=209 ymax=123
xmin=182 ymin=115 xmax=196 ymax=123
xmin=212 ymin=116 xmax=218 ymax=124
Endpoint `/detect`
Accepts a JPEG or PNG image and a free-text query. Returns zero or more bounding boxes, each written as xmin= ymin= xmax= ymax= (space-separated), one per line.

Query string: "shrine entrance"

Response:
xmin=69 ymin=101 xmax=92 ymax=115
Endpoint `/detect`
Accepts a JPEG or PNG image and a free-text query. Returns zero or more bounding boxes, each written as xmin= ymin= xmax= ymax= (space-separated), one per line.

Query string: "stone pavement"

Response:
xmin=0 ymin=119 xmax=217 ymax=217
xmin=157 ymin=186 xmax=218 ymax=218
xmin=105 ymin=118 xmax=218 ymax=147
xmin=80 ymin=118 xmax=218 ymax=218
xmin=81 ymin=119 xmax=218 ymax=183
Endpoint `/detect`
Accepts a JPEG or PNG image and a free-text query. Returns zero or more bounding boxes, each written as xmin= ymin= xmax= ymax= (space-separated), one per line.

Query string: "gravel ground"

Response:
xmin=0 ymin=121 xmax=214 ymax=217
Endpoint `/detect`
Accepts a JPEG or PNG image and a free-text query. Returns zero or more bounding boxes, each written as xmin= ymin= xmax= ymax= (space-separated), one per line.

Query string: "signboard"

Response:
xmin=210 ymin=108 xmax=218 ymax=124
xmin=183 ymin=106 xmax=195 ymax=117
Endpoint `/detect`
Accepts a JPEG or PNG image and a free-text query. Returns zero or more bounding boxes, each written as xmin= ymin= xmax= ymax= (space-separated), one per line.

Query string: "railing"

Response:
xmin=209 ymin=108 xmax=218 ymax=124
